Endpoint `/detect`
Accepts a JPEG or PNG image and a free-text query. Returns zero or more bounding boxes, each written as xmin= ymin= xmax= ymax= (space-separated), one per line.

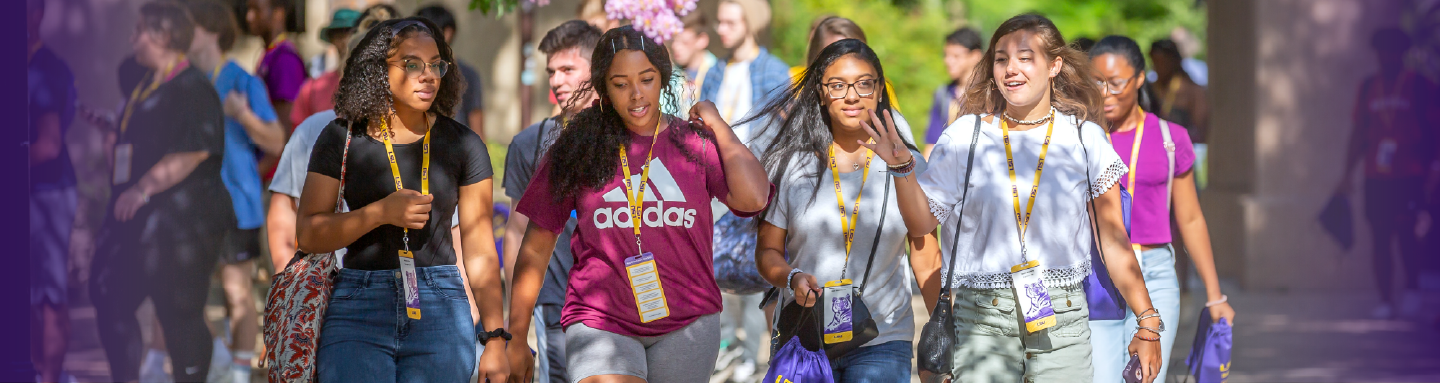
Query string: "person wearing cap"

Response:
xmin=290 ymin=8 xmax=358 ymax=126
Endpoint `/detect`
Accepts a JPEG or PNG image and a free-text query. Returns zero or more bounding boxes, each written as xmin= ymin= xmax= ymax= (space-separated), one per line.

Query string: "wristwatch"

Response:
xmin=477 ymin=328 xmax=513 ymax=344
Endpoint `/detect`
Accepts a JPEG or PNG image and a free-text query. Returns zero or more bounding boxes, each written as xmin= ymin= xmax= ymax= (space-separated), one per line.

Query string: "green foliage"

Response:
xmin=468 ymin=0 xmax=521 ymax=16
xmin=769 ymin=0 xmax=1207 ymax=140
xmin=771 ymin=0 xmax=953 ymax=141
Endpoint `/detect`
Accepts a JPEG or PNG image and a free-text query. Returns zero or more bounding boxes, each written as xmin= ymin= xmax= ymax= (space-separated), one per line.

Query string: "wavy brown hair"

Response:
xmin=959 ymin=14 xmax=1103 ymax=124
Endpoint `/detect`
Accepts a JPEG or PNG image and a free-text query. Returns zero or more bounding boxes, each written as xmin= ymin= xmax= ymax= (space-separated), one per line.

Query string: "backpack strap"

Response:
xmin=1159 ymin=118 xmax=1175 ymax=210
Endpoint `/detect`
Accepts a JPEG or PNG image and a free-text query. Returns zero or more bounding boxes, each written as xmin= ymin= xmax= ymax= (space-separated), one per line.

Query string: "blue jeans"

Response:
xmin=1089 ymin=245 xmax=1181 ymax=383
xmin=830 ymin=340 xmax=912 ymax=383
xmin=318 ymin=266 xmax=476 ymax=382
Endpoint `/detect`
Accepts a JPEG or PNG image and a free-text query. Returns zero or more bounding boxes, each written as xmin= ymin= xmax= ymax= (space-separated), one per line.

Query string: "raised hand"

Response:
xmin=857 ymin=108 xmax=914 ymax=166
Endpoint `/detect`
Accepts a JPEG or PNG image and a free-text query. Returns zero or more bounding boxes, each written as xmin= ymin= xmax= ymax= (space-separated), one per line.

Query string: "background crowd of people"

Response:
xmin=25 ymin=0 xmax=1439 ymax=382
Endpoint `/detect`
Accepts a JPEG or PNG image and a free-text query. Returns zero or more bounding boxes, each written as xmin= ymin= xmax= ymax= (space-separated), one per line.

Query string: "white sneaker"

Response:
xmin=732 ymin=360 xmax=756 ymax=382
xmin=207 ymin=338 xmax=231 ymax=383
xmin=140 ymin=349 xmax=173 ymax=383
xmin=1373 ymin=304 xmax=1395 ymax=320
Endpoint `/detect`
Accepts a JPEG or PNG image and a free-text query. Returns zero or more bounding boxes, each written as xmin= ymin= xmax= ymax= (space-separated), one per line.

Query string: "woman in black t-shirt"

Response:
xmin=87 ymin=3 xmax=235 ymax=382
xmin=298 ymin=18 xmax=508 ymax=382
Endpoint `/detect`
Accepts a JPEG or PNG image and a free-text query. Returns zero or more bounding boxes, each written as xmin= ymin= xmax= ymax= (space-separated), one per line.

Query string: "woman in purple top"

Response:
xmin=1086 ymin=35 xmax=1238 ymax=383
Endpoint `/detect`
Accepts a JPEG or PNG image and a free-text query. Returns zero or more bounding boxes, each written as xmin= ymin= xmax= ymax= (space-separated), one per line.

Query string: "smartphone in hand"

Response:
xmin=1122 ymin=353 xmax=1143 ymax=383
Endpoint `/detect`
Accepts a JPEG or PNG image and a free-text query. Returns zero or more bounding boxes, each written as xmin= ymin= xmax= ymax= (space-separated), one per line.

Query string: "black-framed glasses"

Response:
xmin=391 ymin=58 xmax=451 ymax=78
xmin=1095 ymin=74 xmax=1139 ymax=95
xmin=824 ymin=79 xmax=878 ymax=99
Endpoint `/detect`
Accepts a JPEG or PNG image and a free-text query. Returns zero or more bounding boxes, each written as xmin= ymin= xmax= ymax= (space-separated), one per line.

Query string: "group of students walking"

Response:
xmin=53 ymin=0 xmax=1242 ymax=381
xmin=263 ymin=6 xmax=1242 ymax=383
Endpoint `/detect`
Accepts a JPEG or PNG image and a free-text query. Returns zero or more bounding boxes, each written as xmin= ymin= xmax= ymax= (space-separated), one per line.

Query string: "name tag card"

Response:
xmin=1377 ymin=139 xmax=1398 ymax=173
xmin=113 ymin=143 xmax=133 ymax=185
xmin=1011 ymin=260 xmax=1056 ymax=333
xmin=399 ymin=250 xmax=421 ymax=319
xmin=626 ymin=253 xmax=669 ymax=323
xmin=822 ymin=279 xmax=854 ymax=344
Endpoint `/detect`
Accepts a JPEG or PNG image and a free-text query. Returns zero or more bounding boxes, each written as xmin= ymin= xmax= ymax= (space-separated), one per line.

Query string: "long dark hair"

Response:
xmin=544 ymin=26 xmax=712 ymax=202
xmin=741 ymin=39 xmax=916 ymax=223
xmin=333 ymin=17 xmax=464 ymax=132
xmin=959 ymin=14 xmax=1103 ymax=125
xmin=1089 ymin=35 xmax=1162 ymax=124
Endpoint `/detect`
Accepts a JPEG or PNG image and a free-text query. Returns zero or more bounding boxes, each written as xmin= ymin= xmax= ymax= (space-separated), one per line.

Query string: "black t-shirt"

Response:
xmin=309 ymin=115 xmax=493 ymax=270
xmin=110 ymin=61 xmax=234 ymax=234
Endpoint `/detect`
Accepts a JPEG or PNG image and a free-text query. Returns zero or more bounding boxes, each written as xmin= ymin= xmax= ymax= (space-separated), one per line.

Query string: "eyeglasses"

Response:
xmin=824 ymin=79 xmax=878 ymax=99
xmin=390 ymin=58 xmax=451 ymax=78
xmin=1095 ymin=75 xmax=1138 ymax=95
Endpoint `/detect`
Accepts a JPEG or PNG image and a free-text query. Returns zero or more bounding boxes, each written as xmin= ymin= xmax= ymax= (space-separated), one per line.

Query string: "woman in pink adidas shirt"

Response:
xmin=506 ymin=26 xmax=772 ymax=383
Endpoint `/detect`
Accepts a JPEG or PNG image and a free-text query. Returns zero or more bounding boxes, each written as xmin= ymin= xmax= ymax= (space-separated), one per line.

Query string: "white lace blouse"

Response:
xmin=918 ymin=113 xmax=1127 ymax=289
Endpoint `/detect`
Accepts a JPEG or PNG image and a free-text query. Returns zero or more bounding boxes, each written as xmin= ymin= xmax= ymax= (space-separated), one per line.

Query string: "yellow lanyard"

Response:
xmin=119 ymin=58 xmax=183 ymax=136
xmin=1107 ymin=108 xmax=1150 ymax=252
xmin=619 ymin=117 xmax=664 ymax=254
xmin=1111 ymin=107 xmax=1146 ymax=191
xmin=381 ymin=115 xmax=432 ymax=249
xmin=209 ymin=64 xmax=223 ymax=84
xmin=1001 ymin=111 xmax=1055 ymax=257
xmin=827 ymin=142 xmax=874 ymax=259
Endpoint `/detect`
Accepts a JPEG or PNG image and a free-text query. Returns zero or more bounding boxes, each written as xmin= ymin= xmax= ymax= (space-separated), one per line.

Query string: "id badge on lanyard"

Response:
xmin=399 ymin=249 xmax=421 ymax=319
xmin=619 ymin=119 xmax=669 ymax=323
xmin=1001 ymin=115 xmax=1058 ymax=334
xmin=1377 ymin=138 xmax=1398 ymax=174
xmin=822 ymin=279 xmax=855 ymax=344
xmin=1011 ymin=257 xmax=1057 ymax=333
xmin=626 ymin=253 xmax=670 ymax=323
xmin=382 ymin=118 xmax=430 ymax=320
xmin=113 ymin=143 xmax=133 ymax=185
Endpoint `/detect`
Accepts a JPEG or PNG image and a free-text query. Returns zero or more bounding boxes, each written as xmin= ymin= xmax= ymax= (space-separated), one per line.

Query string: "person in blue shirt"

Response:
xmin=29 ymin=0 xmax=78 ymax=381
xmin=187 ymin=2 xmax=286 ymax=381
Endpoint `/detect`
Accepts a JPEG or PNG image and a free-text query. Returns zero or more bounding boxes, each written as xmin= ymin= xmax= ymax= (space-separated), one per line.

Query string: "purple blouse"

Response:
xmin=1108 ymin=112 xmax=1195 ymax=245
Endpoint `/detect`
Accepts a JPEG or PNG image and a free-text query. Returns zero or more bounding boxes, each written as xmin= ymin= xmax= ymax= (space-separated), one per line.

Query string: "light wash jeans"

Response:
xmin=830 ymin=340 xmax=913 ymax=383
xmin=952 ymin=283 xmax=1092 ymax=383
xmin=1089 ymin=245 xmax=1181 ymax=383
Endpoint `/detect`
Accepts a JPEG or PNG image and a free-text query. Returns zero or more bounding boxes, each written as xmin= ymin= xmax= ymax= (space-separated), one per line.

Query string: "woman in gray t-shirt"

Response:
xmin=744 ymin=39 xmax=943 ymax=381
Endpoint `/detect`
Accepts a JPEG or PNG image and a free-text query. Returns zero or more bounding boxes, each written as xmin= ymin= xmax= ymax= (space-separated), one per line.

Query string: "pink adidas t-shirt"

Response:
xmin=516 ymin=118 xmax=770 ymax=337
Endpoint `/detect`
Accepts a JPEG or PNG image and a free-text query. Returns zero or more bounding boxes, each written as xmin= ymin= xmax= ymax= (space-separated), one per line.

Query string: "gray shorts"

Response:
xmin=565 ymin=313 xmax=721 ymax=383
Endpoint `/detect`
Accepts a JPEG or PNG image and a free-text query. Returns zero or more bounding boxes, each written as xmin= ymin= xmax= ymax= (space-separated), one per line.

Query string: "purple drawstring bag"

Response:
xmin=763 ymin=336 xmax=835 ymax=383
xmin=1084 ymin=184 xmax=1133 ymax=320
xmin=1185 ymin=307 xmax=1234 ymax=383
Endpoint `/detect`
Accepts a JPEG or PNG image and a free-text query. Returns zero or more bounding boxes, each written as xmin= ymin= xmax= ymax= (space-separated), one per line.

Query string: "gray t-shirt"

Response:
xmin=269 ymin=110 xmax=347 ymax=264
xmin=765 ymin=150 xmax=928 ymax=347
xmin=504 ymin=117 xmax=575 ymax=307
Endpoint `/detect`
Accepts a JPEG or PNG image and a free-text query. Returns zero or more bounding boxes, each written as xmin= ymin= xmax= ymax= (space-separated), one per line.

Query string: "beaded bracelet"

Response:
xmin=887 ymin=158 xmax=916 ymax=178
xmin=1205 ymin=295 xmax=1229 ymax=307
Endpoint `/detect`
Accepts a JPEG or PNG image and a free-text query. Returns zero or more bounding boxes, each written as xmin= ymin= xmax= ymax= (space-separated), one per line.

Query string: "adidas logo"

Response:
xmin=593 ymin=158 xmax=699 ymax=229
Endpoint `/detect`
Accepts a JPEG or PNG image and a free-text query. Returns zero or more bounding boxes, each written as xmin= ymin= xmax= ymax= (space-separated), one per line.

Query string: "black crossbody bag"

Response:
xmin=771 ymin=173 xmax=893 ymax=360
xmin=916 ymin=116 xmax=983 ymax=379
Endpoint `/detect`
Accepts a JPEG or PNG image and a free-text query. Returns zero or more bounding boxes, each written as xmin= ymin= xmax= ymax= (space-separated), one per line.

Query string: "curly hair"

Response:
xmin=332 ymin=17 xmax=464 ymax=132
xmin=545 ymin=25 xmax=713 ymax=203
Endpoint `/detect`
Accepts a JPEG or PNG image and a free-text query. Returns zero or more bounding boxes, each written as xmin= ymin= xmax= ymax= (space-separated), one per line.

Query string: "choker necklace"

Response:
xmin=1002 ymin=107 xmax=1056 ymax=125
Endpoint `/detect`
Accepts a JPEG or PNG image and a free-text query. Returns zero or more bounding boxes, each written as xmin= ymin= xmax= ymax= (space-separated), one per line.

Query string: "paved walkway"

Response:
xmin=53 ymin=284 xmax=1440 ymax=382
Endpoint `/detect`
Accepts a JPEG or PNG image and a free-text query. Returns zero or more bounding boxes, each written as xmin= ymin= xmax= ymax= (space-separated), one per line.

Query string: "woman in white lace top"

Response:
xmin=863 ymin=14 xmax=1163 ymax=383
